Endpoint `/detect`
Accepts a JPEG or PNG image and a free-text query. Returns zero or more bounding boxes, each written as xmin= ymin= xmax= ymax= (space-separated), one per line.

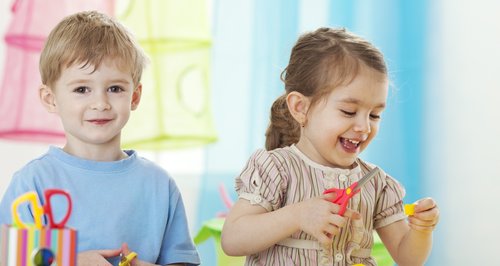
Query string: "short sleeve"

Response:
xmin=235 ymin=149 xmax=287 ymax=212
xmin=157 ymin=178 xmax=200 ymax=265
xmin=373 ymin=172 xmax=407 ymax=229
xmin=0 ymin=169 xmax=38 ymax=225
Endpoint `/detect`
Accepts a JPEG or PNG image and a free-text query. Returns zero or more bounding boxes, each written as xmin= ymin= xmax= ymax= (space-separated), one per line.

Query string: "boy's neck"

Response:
xmin=62 ymin=143 xmax=128 ymax=162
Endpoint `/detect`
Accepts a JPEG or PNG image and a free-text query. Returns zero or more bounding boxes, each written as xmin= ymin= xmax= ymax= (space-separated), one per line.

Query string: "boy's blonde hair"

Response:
xmin=39 ymin=10 xmax=148 ymax=87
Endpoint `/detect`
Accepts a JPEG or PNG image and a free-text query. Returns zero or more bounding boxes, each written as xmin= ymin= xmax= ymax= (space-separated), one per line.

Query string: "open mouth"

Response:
xmin=340 ymin=137 xmax=361 ymax=153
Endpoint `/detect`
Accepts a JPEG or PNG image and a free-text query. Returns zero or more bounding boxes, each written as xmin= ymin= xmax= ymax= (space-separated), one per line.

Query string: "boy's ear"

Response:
xmin=131 ymin=84 xmax=142 ymax=110
xmin=39 ymin=84 xmax=57 ymax=113
xmin=286 ymin=91 xmax=310 ymax=126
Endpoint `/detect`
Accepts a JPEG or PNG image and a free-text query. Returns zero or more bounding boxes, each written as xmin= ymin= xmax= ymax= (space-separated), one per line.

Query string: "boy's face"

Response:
xmin=40 ymin=59 xmax=141 ymax=150
xmin=296 ymin=65 xmax=388 ymax=168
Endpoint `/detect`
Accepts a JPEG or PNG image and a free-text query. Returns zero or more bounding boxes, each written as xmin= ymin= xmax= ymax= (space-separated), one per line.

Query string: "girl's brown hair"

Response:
xmin=265 ymin=27 xmax=387 ymax=150
xmin=39 ymin=11 xmax=148 ymax=88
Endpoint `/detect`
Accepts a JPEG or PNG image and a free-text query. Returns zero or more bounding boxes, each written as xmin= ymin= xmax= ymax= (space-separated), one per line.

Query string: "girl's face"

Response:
xmin=296 ymin=65 xmax=388 ymax=168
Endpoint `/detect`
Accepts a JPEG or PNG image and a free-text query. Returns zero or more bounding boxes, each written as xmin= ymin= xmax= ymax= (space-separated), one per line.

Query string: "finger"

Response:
xmin=322 ymin=200 xmax=341 ymax=214
xmin=97 ymin=249 xmax=122 ymax=258
xmin=328 ymin=214 xmax=347 ymax=228
xmin=322 ymin=192 xmax=339 ymax=202
xmin=121 ymin=242 xmax=131 ymax=254
xmin=317 ymin=231 xmax=334 ymax=245
xmin=408 ymin=216 xmax=438 ymax=227
xmin=323 ymin=223 xmax=340 ymax=237
xmin=414 ymin=197 xmax=436 ymax=212
xmin=413 ymin=206 xmax=440 ymax=221
xmin=409 ymin=222 xmax=437 ymax=233
xmin=343 ymin=209 xmax=361 ymax=220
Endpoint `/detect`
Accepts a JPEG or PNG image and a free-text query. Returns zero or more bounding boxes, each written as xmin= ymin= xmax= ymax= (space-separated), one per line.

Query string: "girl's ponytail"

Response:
xmin=265 ymin=94 xmax=300 ymax=150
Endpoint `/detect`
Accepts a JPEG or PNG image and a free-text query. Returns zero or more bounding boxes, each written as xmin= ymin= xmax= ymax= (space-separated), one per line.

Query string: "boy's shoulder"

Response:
xmin=14 ymin=149 xmax=54 ymax=174
xmin=130 ymin=151 xmax=167 ymax=171
xmin=16 ymin=148 xmax=170 ymax=177
xmin=125 ymin=151 xmax=177 ymax=181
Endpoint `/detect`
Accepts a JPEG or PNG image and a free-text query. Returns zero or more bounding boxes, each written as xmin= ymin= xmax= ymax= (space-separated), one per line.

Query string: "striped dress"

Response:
xmin=235 ymin=145 xmax=406 ymax=266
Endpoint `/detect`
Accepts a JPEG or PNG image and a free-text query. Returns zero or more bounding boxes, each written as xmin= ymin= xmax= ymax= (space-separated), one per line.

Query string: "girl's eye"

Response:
xmin=341 ymin=110 xmax=356 ymax=117
xmin=108 ymin=86 xmax=124 ymax=93
xmin=73 ymin=86 xmax=89 ymax=93
xmin=370 ymin=114 xmax=381 ymax=120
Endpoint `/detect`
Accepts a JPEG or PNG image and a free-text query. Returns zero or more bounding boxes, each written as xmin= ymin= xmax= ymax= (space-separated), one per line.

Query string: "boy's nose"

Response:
xmin=90 ymin=94 xmax=111 ymax=111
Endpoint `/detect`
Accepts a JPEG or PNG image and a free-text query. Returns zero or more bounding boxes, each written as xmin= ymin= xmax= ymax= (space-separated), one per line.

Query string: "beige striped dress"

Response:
xmin=235 ymin=145 xmax=406 ymax=266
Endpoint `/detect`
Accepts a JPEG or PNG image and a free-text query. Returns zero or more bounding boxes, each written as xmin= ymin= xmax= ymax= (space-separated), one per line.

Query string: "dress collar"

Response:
xmin=289 ymin=144 xmax=361 ymax=176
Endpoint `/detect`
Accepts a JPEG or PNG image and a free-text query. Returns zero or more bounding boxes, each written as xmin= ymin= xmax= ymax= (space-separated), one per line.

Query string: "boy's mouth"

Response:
xmin=87 ymin=119 xmax=112 ymax=125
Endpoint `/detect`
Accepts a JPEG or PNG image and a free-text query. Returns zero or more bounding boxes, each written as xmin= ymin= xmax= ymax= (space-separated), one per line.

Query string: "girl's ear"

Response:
xmin=286 ymin=91 xmax=310 ymax=126
xmin=39 ymin=85 xmax=57 ymax=113
xmin=131 ymin=83 xmax=142 ymax=110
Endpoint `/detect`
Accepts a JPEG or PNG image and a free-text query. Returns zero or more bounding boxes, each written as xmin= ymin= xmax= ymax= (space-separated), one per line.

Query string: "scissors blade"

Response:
xmin=354 ymin=167 xmax=380 ymax=189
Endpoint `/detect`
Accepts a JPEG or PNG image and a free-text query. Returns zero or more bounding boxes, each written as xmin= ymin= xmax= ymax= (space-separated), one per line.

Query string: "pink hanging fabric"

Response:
xmin=0 ymin=0 xmax=114 ymax=143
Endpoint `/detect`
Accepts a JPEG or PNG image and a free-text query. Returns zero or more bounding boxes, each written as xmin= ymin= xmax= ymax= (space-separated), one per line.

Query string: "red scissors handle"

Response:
xmin=323 ymin=181 xmax=359 ymax=216
xmin=43 ymin=189 xmax=72 ymax=229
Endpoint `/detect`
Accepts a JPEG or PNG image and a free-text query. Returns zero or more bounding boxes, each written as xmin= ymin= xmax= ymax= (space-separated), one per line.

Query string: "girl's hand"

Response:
xmin=297 ymin=194 xmax=360 ymax=245
xmin=77 ymin=249 xmax=121 ymax=266
xmin=408 ymin=197 xmax=439 ymax=233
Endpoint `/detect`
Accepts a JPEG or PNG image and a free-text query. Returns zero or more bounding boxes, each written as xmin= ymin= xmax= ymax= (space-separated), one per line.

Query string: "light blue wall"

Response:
xmin=0 ymin=1 xmax=433 ymax=265
xmin=328 ymin=1 xmax=429 ymax=204
xmin=1 ymin=1 xmax=500 ymax=265
xmin=197 ymin=0 xmax=430 ymax=264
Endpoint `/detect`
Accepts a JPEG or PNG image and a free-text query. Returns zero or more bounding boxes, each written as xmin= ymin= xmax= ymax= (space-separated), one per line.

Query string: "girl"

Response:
xmin=221 ymin=27 xmax=439 ymax=266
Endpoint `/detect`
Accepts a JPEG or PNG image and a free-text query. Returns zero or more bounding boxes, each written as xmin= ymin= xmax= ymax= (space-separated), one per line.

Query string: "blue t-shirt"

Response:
xmin=0 ymin=146 xmax=200 ymax=265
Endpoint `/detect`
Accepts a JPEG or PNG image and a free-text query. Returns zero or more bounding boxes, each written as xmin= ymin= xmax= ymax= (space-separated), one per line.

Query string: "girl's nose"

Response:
xmin=353 ymin=116 xmax=371 ymax=134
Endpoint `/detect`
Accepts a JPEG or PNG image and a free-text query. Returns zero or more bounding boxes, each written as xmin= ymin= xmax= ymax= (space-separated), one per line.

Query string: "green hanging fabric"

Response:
xmin=118 ymin=0 xmax=217 ymax=150
xmin=194 ymin=218 xmax=246 ymax=266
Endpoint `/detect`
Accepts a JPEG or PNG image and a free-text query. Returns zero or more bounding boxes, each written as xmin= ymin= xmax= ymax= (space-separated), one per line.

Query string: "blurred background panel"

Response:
xmin=1 ymin=0 xmax=499 ymax=265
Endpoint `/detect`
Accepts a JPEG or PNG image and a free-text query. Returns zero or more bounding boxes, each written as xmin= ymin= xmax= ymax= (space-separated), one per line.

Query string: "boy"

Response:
xmin=0 ymin=11 xmax=200 ymax=265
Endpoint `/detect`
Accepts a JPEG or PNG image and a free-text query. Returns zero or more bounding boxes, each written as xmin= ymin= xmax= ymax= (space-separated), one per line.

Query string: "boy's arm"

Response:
xmin=377 ymin=198 xmax=439 ymax=266
xmin=156 ymin=179 xmax=200 ymax=265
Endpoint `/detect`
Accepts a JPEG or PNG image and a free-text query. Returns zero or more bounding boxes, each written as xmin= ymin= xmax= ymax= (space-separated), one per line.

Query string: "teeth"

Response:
xmin=347 ymin=139 xmax=360 ymax=145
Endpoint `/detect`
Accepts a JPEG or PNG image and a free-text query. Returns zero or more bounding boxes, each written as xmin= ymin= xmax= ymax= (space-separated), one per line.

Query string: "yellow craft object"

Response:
xmin=119 ymin=252 xmax=137 ymax=266
xmin=404 ymin=203 xmax=415 ymax=216
xmin=11 ymin=191 xmax=44 ymax=229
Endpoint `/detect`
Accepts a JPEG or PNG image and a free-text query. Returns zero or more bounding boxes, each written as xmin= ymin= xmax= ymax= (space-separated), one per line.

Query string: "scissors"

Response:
xmin=11 ymin=189 xmax=72 ymax=229
xmin=323 ymin=167 xmax=379 ymax=216
xmin=119 ymin=252 xmax=137 ymax=266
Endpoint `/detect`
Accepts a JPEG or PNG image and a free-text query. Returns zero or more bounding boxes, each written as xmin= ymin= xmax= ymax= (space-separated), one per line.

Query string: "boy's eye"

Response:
xmin=73 ymin=86 xmax=89 ymax=93
xmin=108 ymin=86 xmax=124 ymax=93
